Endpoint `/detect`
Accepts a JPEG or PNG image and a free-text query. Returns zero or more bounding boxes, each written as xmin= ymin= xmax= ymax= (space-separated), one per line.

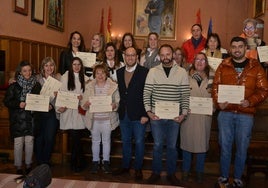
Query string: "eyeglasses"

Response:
xmin=244 ymin=26 xmax=255 ymax=31
xmin=195 ymin=58 xmax=206 ymax=63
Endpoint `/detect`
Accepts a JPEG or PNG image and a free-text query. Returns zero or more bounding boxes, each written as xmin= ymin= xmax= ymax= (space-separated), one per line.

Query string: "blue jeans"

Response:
xmin=151 ymin=119 xmax=179 ymax=175
xmin=218 ymin=111 xmax=253 ymax=179
xmin=34 ymin=110 xmax=59 ymax=164
xmin=182 ymin=150 xmax=206 ymax=173
xmin=120 ymin=114 xmax=146 ymax=170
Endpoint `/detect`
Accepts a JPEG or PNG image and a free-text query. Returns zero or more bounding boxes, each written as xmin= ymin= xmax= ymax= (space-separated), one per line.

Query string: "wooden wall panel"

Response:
xmin=9 ymin=40 xmax=21 ymax=71
xmin=0 ymin=35 xmax=65 ymax=79
xmin=31 ymin=43 xmax=39 ymax=73
xmin=21 ymin=41 xmax=30 ymax=63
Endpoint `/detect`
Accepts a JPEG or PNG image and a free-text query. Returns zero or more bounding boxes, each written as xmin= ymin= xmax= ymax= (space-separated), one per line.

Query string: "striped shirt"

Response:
xmin=143 ymin=63 xmax=190 ymax=115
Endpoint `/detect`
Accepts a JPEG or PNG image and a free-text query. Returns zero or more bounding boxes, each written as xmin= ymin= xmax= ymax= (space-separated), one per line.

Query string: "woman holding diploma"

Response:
xmin=34 ymin=57 xmax=61 ymax=166
xmin=3 ymin=61 xmax=41 ymax=175
xmin=81 ymin=64 xmax=120 ymax=174
xmin=180 ymin=52 xmax=212 ymax=183
xmin=56 ymin=57 xmax=89 ymax=172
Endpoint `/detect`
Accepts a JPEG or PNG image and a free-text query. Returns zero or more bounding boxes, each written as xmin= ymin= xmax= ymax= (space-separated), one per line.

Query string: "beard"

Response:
xmin=161 ymin=58 xmax=173 ymax=65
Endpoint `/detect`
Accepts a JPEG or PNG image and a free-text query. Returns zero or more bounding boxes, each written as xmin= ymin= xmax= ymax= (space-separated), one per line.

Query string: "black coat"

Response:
xmin=117 ymin=64 xmax=148 ymax=121
xmin=3 ymin=82 xmax=41 ymax=139
xmin=59 ymin=50 xmax=73 ymax=75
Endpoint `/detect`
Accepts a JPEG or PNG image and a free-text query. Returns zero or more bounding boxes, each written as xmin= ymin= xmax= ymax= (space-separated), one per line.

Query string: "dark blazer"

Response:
xmin=59 ymin=50 xmax=73 ymax=75
xmin=117 ymin=64 xmax=148 ymax=121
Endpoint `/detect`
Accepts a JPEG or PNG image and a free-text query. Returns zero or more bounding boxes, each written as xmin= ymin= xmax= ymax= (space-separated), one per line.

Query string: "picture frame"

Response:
xmin=14 ymin=0 xmax=29 ymax=15
xmin=253 ymin=0 xmax=265 ymax=18
xmin=132 ymin=0 xmax=176 ymax=40
xmin=31 ymin=0 xmax=45 ymax=24
xmin=47 ymin=0 xmax=64 ymax=32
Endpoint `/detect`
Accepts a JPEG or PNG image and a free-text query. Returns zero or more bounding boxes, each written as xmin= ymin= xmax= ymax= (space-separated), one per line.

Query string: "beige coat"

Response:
xmin=180 ymin=75 xmax=212 ymax=153
xmin=81 ymin=78 xmax=120 ymax=130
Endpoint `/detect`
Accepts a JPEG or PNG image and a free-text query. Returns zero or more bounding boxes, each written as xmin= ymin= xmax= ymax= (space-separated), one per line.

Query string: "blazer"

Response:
xmin=117 ymin=64 xmax=148 ymax=121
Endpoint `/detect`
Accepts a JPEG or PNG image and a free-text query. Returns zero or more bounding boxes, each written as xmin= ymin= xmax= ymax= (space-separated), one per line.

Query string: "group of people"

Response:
xmin=3 ymin=17 xmax=268 ymax=188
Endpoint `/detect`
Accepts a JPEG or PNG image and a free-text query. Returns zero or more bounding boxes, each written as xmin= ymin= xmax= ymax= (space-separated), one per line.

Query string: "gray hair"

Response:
xmin=243 ymin=18 xmax=257 ymax=28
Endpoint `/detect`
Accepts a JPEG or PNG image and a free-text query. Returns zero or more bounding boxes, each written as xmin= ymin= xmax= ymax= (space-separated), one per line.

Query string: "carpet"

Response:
xmin=0 ymin=173 xmax=183 ymax=188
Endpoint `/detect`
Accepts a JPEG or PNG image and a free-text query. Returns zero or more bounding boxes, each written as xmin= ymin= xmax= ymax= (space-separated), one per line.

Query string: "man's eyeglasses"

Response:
xmin=125 ymin=54 xmax=136 ymax=58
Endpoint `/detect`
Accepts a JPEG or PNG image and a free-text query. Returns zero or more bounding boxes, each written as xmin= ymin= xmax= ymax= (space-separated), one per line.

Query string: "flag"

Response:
xmin=196 ymin=8 xmax=201 ymax=24
xmin=207 ymin=17 xmax=213 ymax=37
xmin=99 ymin=8 xmax=104 ymax=34
xmin=106 ymin=6 xmax=112 ymax=42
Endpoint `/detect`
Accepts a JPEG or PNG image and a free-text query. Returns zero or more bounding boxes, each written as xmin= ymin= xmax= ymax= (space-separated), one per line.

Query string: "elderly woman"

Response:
xmin=81 ymin=64 xmax=120 ymax=174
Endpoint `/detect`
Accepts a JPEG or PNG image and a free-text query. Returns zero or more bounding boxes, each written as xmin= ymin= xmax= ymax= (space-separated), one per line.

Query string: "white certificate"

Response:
xmin=25 ymin=94 xmax=49 ymax=112
xmin=55 ymin=91 xmax=79 ymax=109
xmin=217 ymin=85 xmax=245 ymax=104
xmin=76 ymin=52 xmax=96 ymax=67
xmin=155 ymin=101 xmax=180 ymax=120
xmin=190 ymin=97 xmax=213 ymax=115
xmin=40 ymin=76 xmax=62 ymax=99
xmin=89 ymin=96 xmax=112 ymax=113
xmin=257 ymin=46 xmax=268 ymax=62
xmin=207 ymin=57 xmax=223 ymax=71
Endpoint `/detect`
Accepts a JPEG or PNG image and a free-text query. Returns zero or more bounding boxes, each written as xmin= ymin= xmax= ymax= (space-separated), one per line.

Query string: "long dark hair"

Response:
xmin=205 ymin=33 xmax=222 ymax=50
xmin=68 ymin=57 xmax=85 ymax=92
xmin=119 ymin=32 xmax=138 ymax=52
xmin=67 ymin=31 xmax=86 ymax=52
xmin=103 ymin=42 xmax=121 ymax=69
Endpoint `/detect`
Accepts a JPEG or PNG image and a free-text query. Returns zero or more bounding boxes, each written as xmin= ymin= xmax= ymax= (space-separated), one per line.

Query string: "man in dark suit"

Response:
xmin=113 ymin=47 xmax=148 ymax=181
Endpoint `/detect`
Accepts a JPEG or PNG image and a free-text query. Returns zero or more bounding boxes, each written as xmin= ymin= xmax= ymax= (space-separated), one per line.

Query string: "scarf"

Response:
xmin=191 ymin=36 xmax=203 ymax=49
xmin=17 ymin=74 xmax=37 ymax=101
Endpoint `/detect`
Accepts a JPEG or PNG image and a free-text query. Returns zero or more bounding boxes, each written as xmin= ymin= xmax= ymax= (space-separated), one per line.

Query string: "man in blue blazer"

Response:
xmin=113 ymin=47 xmax=149 ymax=181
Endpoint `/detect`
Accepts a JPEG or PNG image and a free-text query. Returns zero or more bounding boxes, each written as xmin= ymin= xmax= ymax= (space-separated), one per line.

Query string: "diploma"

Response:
xmin=155 ymin=101 xmax=180 ymax=120
xmin=76 ymin=52 xmax=96 ymax=67
xmin=40 ymin=76 xmax=62 ymax=99
xmin=257 ymin=46 xmax=268 ymax=62
xmin=89 ymin=96 xmax=112 ymax=113
xmin=55 ymin=91 xmax=79 ymax=109
xmin=207 ymin=57 xmax=223 ymax=71
xmin=217 ymin=85 xmax=245 ymax=104
xmin=25 ymin=94 xmax=50 ymax=112
xmin=190 ymin=97 xmax=213 ymax=115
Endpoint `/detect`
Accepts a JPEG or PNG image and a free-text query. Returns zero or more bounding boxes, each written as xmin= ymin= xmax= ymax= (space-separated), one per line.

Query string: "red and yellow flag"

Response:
xmin=106 ymin=6 xmax=112 ymax=42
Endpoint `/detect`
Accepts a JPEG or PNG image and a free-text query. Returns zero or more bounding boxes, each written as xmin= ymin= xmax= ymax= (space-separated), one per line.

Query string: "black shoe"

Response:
xmin=25 ymin=167 xmax=32 ymax=175
xmin=90 ymin=161 xmax=99 ymax=174
xmin=112 ymin=168 xmax=129 ymax=176
xmin=135 ymin=170 xmax=143 ymax=180
xmin=166 ymin=174 xmax=181 ymax=186
xmin=146 ymin=173 xmax=161 ymax=184
xmin=102 ymin=161 xmax=112 ymax=174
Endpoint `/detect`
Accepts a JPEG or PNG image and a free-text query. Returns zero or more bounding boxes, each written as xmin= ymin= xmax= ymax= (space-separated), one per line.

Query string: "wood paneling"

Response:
xmin=0 ymin=35 xmax=65 ymax=76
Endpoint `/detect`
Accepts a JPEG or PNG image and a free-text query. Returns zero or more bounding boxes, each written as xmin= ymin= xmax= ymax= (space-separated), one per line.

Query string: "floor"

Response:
xmin=1 ymin=160 xmax=267 ymax=188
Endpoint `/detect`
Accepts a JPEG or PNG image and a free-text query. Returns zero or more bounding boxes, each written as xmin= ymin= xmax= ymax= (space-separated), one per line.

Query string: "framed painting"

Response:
xmin=14 ymin=0 xmax=29 ymax=15
xmin=47 ymin=0 xmax=64 ymax=31
xmin=31 ymin=0 xmax=45 ymax=24
xmin=253 ymin=0 xmax=265 ymax=18
xmin=132 ymin=0 xmax=176 ymax=40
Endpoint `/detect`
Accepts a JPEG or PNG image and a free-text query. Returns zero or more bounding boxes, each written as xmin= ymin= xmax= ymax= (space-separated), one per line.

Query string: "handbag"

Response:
xmin=78 ymin=105 xmax=86 ymax=115
xmin=23 ymin=164 xmax=52 ymax=188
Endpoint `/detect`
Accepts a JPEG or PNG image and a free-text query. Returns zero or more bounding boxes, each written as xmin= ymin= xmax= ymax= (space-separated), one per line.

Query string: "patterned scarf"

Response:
xmin=17 ymin=74 xmax=37 ymax=101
